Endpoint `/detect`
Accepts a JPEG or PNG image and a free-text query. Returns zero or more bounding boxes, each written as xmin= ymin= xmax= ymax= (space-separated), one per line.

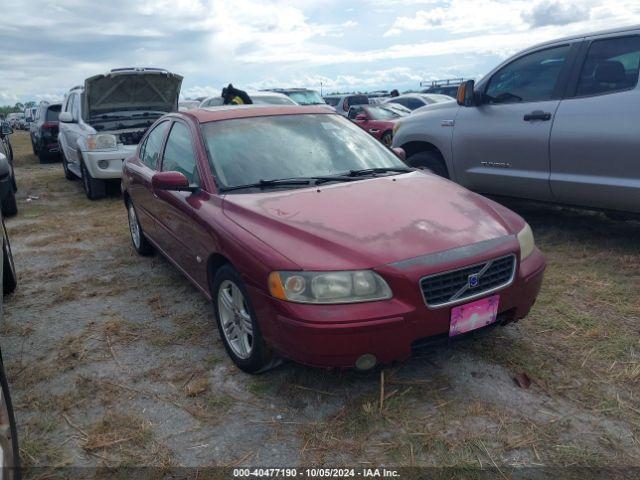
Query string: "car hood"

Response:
xmin=84 ymin=70 xmax=183 ymax=118
xmin=222 ymin=172 xmax=514 ymax=270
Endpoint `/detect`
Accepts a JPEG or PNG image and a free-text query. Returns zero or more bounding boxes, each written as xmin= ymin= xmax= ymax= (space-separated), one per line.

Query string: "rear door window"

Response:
xmin=575 ymin=35 xmax=640 ymax=96
xmin=485 ymin=45 xmax=571 ymax=103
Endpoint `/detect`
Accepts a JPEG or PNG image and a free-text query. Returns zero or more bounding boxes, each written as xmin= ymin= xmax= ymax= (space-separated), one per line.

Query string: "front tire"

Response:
xmin=81 ymin=161 xmax=106 ymax=200
xmin=406 ymin=150 xmax=449 ymax=178
xmin=127 ymin=201 xmax=154 ymax=256
xmin=212 ymin=265 xmax=271 ymax=373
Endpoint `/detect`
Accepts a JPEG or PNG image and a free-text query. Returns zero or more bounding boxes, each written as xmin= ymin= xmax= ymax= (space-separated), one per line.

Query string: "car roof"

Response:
xmin=180 ymin=104 xmax=335 ymax=123
xmin=522 ymin=24 xmax=640 ymax=52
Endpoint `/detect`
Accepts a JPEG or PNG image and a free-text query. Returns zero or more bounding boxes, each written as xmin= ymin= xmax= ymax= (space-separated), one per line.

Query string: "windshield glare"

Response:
xmin=367 ymin=106 xmax=404 ymax=120
xmin=202 ymin=114 xmax=405 ymax=189
xmin=284 ymin=91 xmax=325 ymax=105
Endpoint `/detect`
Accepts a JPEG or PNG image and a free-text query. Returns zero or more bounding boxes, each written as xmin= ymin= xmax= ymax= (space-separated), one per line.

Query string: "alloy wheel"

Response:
xmin=128 ymin=204 xmax=141 ymax=250
xmin=217 ymin=280 xmax=253 ymax=359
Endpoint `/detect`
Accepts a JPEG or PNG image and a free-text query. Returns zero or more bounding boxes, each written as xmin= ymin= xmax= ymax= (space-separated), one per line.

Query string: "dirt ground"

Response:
xmin=2 ymin=131 xmax=639 ymax=474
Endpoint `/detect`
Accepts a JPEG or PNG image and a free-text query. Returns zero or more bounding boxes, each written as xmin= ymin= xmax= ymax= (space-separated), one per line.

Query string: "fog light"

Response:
xmin=355 ymin=353 xmax=377 ymax=371
xmin=97 ymin=160 xmax=109 ymax=169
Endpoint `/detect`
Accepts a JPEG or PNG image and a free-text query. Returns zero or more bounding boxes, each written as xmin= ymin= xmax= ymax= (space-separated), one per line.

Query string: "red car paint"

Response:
xmin=122 ymin=105 xmax=545 ymax=369
xmin=350 ymin=105 xmax=399 ymax=144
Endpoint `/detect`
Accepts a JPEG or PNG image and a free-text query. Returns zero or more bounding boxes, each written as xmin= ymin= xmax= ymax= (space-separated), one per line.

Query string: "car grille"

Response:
xmin=420 ymin=254 xmax=516 ymax=308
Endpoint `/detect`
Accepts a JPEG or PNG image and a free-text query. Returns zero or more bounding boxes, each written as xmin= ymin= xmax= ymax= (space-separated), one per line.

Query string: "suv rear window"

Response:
xmin=46 ymin=105 xmax=61 ymax=121
xmin=323 ymin=97 xmax=340 ymax=106
xmin=346 ymin=95 xmax=369 ymax=107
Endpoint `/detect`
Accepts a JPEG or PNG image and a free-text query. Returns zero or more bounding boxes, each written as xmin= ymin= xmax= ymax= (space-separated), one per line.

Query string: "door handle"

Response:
xmin=523 ymin=111 xmax=551 ymax=121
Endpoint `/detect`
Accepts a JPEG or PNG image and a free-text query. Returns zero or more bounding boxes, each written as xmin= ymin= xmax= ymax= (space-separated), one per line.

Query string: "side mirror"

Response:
xmin=59 ymin=111 xmax=74 ymax=123
xmin=457 ymin=80 xmax=476 ymax=107
xmin=1 ymin=122 xmax=12 ymax=136
xmin=392 ymin=147 xmax=406 ymax=161
xmin=0 ymin=154 xmax=10 ymax=181
xmin=355 ymin=114 xmax=368 ymax=122
xmin=151 ymin=171 xmax=196 ymax=192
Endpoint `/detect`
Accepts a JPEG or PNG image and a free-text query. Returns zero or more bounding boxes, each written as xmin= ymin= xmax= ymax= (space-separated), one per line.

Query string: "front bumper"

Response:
xmin=249 ymin=247 xmax=545 ymax=369
xmin=82 ymin=145 xmax=137 ymax=179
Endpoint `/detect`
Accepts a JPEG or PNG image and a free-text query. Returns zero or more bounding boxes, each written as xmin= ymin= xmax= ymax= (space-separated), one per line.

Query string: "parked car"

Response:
xmin=323 ymin=94 xmax=369 ymax=116
xmin=393 ymin=25 xmax=640 ymax=215
xmin=347 ymin=104 xmax=408 ymax=146
xmin=22 ymin=107 xmax=36 ymax=131
xmin=421 ymin=78 xmax=467 ymax=98
xmin=0 ymin=124 xmax=17 ymax=217
xmin=178 ymin=100 xmax=200 ymax=111
xmin=263 ymin=88 xmax=325 ymax=105
xmin=58 ymin=67 xmax=183 ymax=199
xmin=122 ymin=105 xmax=545 ymax=373
xmin=30 ymin=101 xmax=62 ymax=163
xmin=199 ymin=91 xmax=297 ymax=108
xmin=5 ymin=114 xmax=23 ymax=130
xmin=0 ymin=122 xmax=13 ymax=167
xmin=384 ymin=93 xmax=453 ymax=111
xmin=0 ymin=195 xmax=20 ymax=480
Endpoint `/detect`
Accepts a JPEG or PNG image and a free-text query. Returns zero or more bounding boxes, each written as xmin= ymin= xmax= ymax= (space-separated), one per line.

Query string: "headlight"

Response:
xmin=268 ymin=270 xmax=392 ymax=304
xmin=517 ymin=223 xmax=535 ymax=260
xmin=86 ymin=134 xmax=117 ymax=151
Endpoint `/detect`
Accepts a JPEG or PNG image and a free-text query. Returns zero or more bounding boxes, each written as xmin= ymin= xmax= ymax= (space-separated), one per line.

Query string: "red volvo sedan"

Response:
xmin=122 ymin=105 xmax=545 ymax=373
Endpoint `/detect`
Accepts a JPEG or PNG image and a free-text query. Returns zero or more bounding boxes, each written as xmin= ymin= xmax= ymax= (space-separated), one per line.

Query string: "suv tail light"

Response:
xmin=42 ymin=122 xmax=57 ymax=130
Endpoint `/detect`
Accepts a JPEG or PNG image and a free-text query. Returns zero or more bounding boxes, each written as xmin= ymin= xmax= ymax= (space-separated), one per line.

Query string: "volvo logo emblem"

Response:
xmin=468 ymin=274 xmax=480 ymax=289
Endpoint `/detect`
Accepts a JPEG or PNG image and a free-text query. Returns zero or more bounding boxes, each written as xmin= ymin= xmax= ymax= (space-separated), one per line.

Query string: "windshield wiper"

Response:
xmin=342 ymin=167 xmax=414 ymax=177
xmin=219 ymin=175 xmax=356 ymax=193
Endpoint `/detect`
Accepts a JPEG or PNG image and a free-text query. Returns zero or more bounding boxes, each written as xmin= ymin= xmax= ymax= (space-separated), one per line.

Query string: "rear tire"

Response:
xmin=1 ymin=187 xmax=17 ymax=218
xmin=30 ymin=137 xmax=37 ymax=155
xmin=37 ymin=150 xmax=49 ymax=164
xmin=127 ymin=200 xmax=154 ymax=256
xmin=212 ymin=264 xmax=272 ymax=374
xmin=406 ymin=150 xmax=449 ymax=178
xmin=3 ymin=220 xmax=17 ymax=295
xmin=81 ymin=161 xmax=106 ymax=200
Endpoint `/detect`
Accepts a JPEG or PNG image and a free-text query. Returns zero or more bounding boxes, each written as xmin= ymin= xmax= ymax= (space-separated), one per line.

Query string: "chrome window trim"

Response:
xmin=419 ymin=254 xmax=517 ymax=309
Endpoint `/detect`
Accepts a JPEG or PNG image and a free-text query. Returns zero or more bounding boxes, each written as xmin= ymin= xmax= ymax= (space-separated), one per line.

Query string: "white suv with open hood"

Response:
xmin=58 ymin=67 xmax=183 ymax=199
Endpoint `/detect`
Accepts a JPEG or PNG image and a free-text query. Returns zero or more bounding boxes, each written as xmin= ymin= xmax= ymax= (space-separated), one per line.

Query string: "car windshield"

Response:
xmin=253 ymin=95 xmax=296 ymax=105
xmin=202 ymin=114 xmax=406 ymax=190
xmin=367 ymin=106 xmax=405 ymax=120
xmin=283 ymin=90 xmax=325 ymax=105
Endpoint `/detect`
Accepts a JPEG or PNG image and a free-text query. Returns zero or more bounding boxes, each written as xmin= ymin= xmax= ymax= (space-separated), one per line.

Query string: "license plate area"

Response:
xmin=449 ymin=295 xmax=499 ymax=337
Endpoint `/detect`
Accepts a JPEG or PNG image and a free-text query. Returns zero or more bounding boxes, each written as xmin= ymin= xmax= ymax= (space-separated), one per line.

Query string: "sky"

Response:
xmin=1 ymin=0 xmax=640 ymax=104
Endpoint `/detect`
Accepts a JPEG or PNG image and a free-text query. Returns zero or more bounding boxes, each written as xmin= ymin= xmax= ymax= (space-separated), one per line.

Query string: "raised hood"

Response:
xmin=223 ymin=172 xmax=514 ymax=271
xmin=84 ymin=68 xmax=183 ymax=119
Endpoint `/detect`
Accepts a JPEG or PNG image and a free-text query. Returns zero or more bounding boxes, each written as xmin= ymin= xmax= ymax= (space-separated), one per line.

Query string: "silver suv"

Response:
xmin=393 ymin=25 xmax=640 ymax=215
xmin=58 ymin=67 xmax=182 ymax=199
